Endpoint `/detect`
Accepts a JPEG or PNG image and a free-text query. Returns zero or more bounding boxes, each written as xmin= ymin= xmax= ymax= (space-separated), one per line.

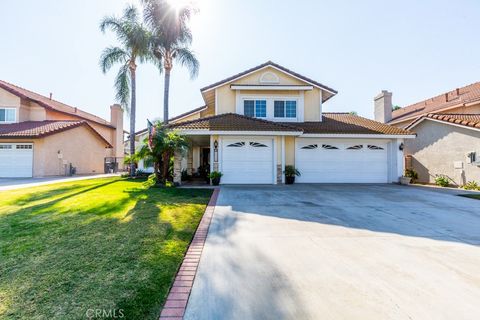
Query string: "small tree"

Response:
xmin=137 ymin=122 xmax=188 ymax=185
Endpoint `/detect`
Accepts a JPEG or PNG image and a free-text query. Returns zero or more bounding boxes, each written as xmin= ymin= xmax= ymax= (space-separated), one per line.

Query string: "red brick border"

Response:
xmin=159 ymin=188 xmax=220 ymax=320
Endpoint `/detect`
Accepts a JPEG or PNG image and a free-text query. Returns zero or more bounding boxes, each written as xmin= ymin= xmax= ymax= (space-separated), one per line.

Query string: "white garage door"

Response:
xmin=0 ymin=143 xmax=33 ymax=178
xmin=296 ymin=138 xmax=388 ymax=183
xmin=221 ymin=137 xmax=274 ymax=184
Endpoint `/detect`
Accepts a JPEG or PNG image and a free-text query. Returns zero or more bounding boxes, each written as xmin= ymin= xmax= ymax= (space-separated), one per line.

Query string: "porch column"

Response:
xmin=187 ymin=143 xmax=193 ymax=175
xmin=173 ymin=151 xmax=182 ymax=186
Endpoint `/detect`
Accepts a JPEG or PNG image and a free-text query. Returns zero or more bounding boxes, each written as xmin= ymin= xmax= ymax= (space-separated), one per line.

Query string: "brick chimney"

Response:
xmin=374 ymin=90 xmax=393 ymax=123
xmin=110 ymin=104 xmax=124 ymax=159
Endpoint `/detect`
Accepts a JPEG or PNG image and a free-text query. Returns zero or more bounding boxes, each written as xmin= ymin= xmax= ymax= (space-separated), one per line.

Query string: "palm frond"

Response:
xmin=174 ymin=47 xmax=199 ymax=79
xmin=114 ymin=64 xmax=131 ymax=111
xmin=99 ymin=46 xmax=128 ymax=73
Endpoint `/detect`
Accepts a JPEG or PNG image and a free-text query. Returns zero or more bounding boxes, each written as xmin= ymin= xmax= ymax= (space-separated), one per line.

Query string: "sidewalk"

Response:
xmin=0 ymin=173 xmax=121 ymax=191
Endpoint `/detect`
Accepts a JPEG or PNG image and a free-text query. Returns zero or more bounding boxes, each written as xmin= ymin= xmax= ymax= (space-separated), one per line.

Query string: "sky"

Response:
xmin=1 ymin=0 xmax=479 ymax=130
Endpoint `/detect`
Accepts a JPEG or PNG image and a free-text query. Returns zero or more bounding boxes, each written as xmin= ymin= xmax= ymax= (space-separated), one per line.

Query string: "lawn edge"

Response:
xmin=159 ymin=188 xmax=220 ymax=320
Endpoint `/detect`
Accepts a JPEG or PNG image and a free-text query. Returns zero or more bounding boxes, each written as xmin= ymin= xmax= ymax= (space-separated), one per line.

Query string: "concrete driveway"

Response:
xmin=184 ymin=184 xmax=480 ymax=320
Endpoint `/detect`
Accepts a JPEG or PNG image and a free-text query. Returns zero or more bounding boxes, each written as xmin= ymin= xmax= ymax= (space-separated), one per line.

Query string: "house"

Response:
xmin=157 ymin=61 xmax=414 ymax=185
xmin=0 ymin=80 xmax=124 ymax=177
xmin=374 ymin=82 xmax=480 ymax=185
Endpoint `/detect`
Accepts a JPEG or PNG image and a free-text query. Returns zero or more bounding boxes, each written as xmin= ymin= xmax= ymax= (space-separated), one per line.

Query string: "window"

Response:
xmin=243 ymin=100 xmax=266 ymax=118
xmin=227 ymin=142 xmax=245 ymax=147
xmin=249 ymin=142 xmax=268 ymax=147
xmin=367 ymin=145 xmax=384 ymax=150
xmin=322 ymin=144 xmax=338 ymax=150
xmin=347 ymin=145 xmax=363 ymax=150
xmin=0 ymin=144 xmax=12 ymax=149
xmin=0 ymin=108 xmax=15 ymax=122
xmin=301 ymin=144 xmax=318 ymax=150
xmin=16 ymin=144 xmax=33 ymax=149
xmin=274 ymin=100 xmax=296 ymax=118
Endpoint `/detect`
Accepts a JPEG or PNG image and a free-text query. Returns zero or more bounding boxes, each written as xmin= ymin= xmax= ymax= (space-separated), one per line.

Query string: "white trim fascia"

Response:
xmin=230 ymin=85 xmax=313 ymax=90
xmin=300 ymin=133 xmax=417 ymax=139
xmin=177 ymin=130 xmax=302 ymax=136
xmin=201 ymin=64 xmax=337 ymax=95
xmin=170 ymin=107 xmax=208 ymax=123
xmin=273 ymin=137 xmax=277 ymax=184
xmin=406 ymin=117 xmax=480 ymax=132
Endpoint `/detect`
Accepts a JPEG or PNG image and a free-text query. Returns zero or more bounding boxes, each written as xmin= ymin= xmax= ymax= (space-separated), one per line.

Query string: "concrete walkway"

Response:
xmin=184 ymin=184 xmax=480 ymax=320
xmin=0 ymin=173 xmax=121 ymax=191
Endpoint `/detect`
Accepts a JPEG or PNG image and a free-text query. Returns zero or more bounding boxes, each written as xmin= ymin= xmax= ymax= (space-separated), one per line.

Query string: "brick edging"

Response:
xmin=159 ymin=188 xmax=220 ymax=320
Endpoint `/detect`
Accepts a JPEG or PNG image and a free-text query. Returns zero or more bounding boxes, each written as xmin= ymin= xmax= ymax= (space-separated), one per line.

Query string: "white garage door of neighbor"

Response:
xmin=296 ymin=138 xmax=388 ymax=183
xmin=0 ymin=143 xmax=33 ymax=178
xmin=221 ymin=137 xmax=274 ymax=184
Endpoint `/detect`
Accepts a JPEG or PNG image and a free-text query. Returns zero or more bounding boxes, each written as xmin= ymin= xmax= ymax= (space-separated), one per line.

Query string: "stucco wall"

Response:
xmin=404 ymin=120 xmax=480 ymax=185
xmin=285 ymin=136 xmax=295 ymax=166
xmin=0 ymin=89 xmax=21 ymax=122
xmin=213 ymin=66 xmax=324 ymax=120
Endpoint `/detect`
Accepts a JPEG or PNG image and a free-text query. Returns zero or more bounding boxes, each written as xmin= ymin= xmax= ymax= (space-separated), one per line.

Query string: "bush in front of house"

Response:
xmin=435 ymin=174 xmax=450 ymax=187
xmin=463 ymin=181 xmax=480 ymax=191
xmin=404 ymin=169 xmax=418 ymax=183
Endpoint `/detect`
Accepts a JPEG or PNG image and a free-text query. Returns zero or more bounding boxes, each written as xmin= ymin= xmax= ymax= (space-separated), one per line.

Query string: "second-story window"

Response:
xmin=274 ymin=100 xmax=297 ymax=118
xmin=0 ymin=108 xmax=16 ymax=123
xmin=244 ymin=100 xmax=266 ymax=118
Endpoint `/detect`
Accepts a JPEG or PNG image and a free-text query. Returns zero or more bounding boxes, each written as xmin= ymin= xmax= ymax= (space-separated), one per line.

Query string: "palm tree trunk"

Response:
xmin=163 ymin=67 xmax=171 ymax=124
xmin=129 ymin=65 xmax=137 ymax=177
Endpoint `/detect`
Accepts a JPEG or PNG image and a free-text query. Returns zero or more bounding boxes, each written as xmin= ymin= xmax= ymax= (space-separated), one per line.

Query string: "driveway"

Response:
xmin=184 ymin=184 xmax=480 ymax=320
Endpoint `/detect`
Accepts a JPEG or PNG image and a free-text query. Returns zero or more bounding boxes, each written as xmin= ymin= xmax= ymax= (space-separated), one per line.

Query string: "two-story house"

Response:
xmin=0 ymin=80 xmax=124 ymax=177
xmin=165 ymin=61 xmax=414 ymax=185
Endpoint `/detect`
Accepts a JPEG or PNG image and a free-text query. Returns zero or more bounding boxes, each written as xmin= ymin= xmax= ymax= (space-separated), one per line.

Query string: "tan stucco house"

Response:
xmin=135 ymin=61 xmax=415 ymax=185
xmin=0 ymin=80 xmax=124 ymax=177
xmin=375 ymin=82 xmax=480 ymax=185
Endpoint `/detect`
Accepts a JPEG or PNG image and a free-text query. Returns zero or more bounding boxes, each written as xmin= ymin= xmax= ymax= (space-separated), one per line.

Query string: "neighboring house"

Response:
xmin=374 ymin=82 xmax=480 ymax=185
xmin=135 ymin=61 xmax=414 ymax=185
xmin=0 ymin=80 xmax=124 ymax=177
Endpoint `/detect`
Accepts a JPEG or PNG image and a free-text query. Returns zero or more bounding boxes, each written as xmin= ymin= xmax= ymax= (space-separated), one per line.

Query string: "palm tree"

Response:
xmin=137 ymin=122 xmax=188 ymax=185
xmin=142 ymin=0 xmax=199 ymax=124
xmin=99 ymin=5 xmax=157 ymax=176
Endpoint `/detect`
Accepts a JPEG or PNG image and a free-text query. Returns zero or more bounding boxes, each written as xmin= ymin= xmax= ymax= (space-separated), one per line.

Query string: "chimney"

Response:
xmin=374 ymin=90 xmax=393 ymax=123
xmin=110 ymin=104 xmax=124 ymax=159
xmin=49 ymin=93 xmax=53 ymax=100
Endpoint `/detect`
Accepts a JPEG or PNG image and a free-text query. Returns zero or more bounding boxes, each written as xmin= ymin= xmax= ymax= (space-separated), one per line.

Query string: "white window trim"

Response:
xmin=273 ymin=99 xmax=298 ymax=120
xmin=237 ymin=94 xmax=303 ymax=122
xmin=242 ymin=99 xmax=268 ymax=119
xmin=0 ymin=107 xmax=16 ymax=123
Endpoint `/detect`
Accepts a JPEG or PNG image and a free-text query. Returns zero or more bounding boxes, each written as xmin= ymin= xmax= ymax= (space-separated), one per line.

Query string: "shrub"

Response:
xmin=208 ymin=171 xmax=223 ymax=179
xmin=404 ymin=169 xmax=418 ymax=183
xmin=435 ymin=175 xmax=450 ymax=187
xmin=463 ymin=181 xmax=480 ymax=191
xmin=283 ymin=165 xmax=300 ymax=177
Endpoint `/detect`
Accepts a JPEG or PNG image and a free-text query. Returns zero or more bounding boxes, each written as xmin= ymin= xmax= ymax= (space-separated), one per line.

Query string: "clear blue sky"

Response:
xmin=1 ymin=0 xmax=479 ymax=129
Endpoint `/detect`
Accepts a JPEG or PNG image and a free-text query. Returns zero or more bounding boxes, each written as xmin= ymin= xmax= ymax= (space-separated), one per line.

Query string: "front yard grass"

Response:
xmin=0 ymin=177 xmax=212 ymax=319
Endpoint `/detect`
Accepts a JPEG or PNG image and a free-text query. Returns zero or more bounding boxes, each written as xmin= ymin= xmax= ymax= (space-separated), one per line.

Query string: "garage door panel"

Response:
xmin=0 ymin=143 xmax=33 ymax=178
xmin=296 ymin=139 xmax=388 ymax=183
xmin=221 ymin=138 xmax=273 ymax=184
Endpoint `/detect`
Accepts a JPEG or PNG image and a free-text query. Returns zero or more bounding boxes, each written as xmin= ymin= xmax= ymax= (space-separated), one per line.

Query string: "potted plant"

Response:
xmin=208 ymin=171 xmax=223 ymax=186
xmin=284 ymin=165 xmax=300 ymax=184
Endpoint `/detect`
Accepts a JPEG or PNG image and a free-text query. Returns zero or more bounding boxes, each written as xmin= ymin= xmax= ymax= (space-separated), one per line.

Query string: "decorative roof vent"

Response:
xmin=259 ymin=71 xmax=280 ymax=84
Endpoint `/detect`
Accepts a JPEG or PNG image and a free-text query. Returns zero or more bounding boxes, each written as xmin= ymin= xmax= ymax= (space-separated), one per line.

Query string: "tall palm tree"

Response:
xmin=142 ymin=0 xmax=199 ymax=124
xmin=99 ymin=5 xmax=157 ymax=176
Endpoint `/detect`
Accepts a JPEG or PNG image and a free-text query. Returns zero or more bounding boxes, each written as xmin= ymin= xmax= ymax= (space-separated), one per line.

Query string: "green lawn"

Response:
xmin=0 ymin=177 xmax=212 ymax=319
xmin=460 ymin=194 xmax=480 ymax=200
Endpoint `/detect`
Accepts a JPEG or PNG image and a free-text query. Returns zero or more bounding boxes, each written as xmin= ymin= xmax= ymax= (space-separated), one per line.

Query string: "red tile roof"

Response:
xmin=200 ymin=61 xmax=338 ymax=102
xmin=0 ymin=80 xmax=115 ymax=128
xmin=406 ymin=113 xmax=480 ymax=130
xmin=168 ymin=113 xmax=301 ymax=132
xmin=390 ymin=82 xmax=480 ymax=124
xmin=168 ymin=113 xmax=414 ymax=135
xmin=0 ymin=120 xmax=113 ymax=147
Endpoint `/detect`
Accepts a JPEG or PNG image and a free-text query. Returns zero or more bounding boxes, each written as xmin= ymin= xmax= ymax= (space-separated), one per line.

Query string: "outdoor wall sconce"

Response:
xmin=214 ymin=140 xmax=218 ymax=162
xmin=399 ymin=143 xmax=404 ymax=151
